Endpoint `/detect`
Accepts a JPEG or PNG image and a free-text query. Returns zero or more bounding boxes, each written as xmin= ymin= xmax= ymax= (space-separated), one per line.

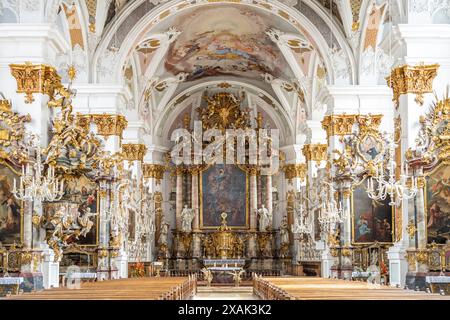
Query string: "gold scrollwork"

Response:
xmin=92 ymin=114 xmax=128 ymax=138
xmin=143 ymin=164 xmax=166 ymax=181
xmin=10 ymin=62 xmax=62 ymax=104
xmin=283 ymin=163 xmax=307 ymax=181
xmin=406 ymin=220 xmax=417 ymax=239
xmin=197 ymin=92 xmax=250 ymax=131
xmin=0 ymin=96 xmax=31 ymax=164
xmin=121 ymin=143 xmax=147 ymax=162
xmin=386 ymin=63 xmax=440 ymax=108
xmin=302 ymin=144 xmax=327 ymax=162
xmin=416 ymin=249 xmax=429 ymax=264
xmin=321 ymin=114 xmax=358 ymax=138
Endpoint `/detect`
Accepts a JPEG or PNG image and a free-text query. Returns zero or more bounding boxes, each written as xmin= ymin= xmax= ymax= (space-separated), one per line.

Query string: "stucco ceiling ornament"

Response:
xmin=331 ymin=45 xmax=350 ymax=81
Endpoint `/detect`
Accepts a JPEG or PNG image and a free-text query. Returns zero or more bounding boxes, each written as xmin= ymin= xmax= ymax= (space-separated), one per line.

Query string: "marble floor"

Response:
xmin=192 ymin=287 xmax=259 ymax=300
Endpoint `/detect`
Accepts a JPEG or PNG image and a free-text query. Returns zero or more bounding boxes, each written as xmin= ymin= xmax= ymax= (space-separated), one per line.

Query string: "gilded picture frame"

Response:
xmin=0 ymin=159 xmax=24 ymax=247
xmin=424 ymin=163 xmax=450 ymax=245
xmin=199 ymin=164 xmax=249 ymax=230
xmin=351 ymin=181 xmax=395 ymax=245
xmin=45 ymin=174 xmax=100 ymax=247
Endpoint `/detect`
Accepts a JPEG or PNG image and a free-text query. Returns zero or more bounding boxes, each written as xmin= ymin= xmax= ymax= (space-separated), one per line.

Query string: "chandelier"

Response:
xmin=366 ymin=133 xmax=418 ymax=206
xmin=318 ymin=181 xmax=343 ymax=232
xmin=12 ymin=136 xmax=64 ymax=202
xmin=291 ymin=194 xmax=312 ymax=236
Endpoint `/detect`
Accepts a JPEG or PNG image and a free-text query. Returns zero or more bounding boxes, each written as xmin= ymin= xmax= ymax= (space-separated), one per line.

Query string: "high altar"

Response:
xmin=159 ymin=93 xmax=289 ymax=274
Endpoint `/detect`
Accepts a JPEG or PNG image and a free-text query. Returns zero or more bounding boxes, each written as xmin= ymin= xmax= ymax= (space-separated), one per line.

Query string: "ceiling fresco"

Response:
xmin=163 ymin=5 xmax=295 ymax=81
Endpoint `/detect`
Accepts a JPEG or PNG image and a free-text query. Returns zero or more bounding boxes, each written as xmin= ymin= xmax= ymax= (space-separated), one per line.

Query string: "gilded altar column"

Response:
xmin=385 ymin=63 xmax=439 ymax=287
xmin=176 ymin=167 xmax=184 ymax=230
xmin=266 ymin=174 xmax=273 ymax=228
xmin=143 ymin=164 xmax=165 ymax=261
xmin=249 ymin=167 xmax=258 ymax=230
xmin=191 ymin=167 xmax=201 ymax=257
xmin=321 ymin=115 xmax=357 ymax=248
xmin=283 ymin=163 xmax=306 ymax=261
xmin=248 ymin=167 xmax=258 ymax=257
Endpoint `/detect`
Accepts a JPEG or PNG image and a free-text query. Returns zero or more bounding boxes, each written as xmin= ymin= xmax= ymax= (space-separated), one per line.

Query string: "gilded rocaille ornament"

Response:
xmin=92 ymin=114 xmax=128 ymax=139
xmin=121 ymin=143 xmax=147 ymax=162
xmin=197 ymin=92 xmax=251 ymax=131
xmin=41 ymin=66 xmax=105 ymax=175
xmin=406 ymin=220 xmax=417 ymax=239
xmin=10 ymin=62 xmax=62 ymax=104
xmin=283 ymin=163 xmax=307 ymax=181
xmin=321 ymin=114 xmax=358 ymax=139
xmin=302 ymin=144 xmax=327 ymax=162
xmin=0 ymin=94 xmax=32 ymax=164
xmin=386 ymin=63 xmax=439 ymax=108
xmin=143 ymin=164 xmax=166 ymax=181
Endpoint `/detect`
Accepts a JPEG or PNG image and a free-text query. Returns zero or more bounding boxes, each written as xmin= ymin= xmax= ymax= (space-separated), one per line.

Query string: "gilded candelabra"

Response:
xmin=366 ymin=134 xmax=418 ymax=206
xmin=318 ymin=181 xmax=343 ymax=232
xmin=12 ymin=135 xmax=64 ymax=202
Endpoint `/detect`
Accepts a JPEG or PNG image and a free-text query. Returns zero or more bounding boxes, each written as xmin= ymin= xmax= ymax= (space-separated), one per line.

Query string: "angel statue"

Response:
xmin=228 ymin=269 xmax=246 ymax=287
xmin=180 ymin=205 xmax=195 ymax=233
xmin=257 ymin=205 xmax=272 ymax=231
xmin=201 ymin=267 xmax=213 ymax=287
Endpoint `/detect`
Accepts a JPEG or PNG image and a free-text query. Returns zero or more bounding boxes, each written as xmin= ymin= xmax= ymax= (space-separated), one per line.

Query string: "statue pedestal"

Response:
xmin=388 ymin=244 xmax=408 ymax=287
xmin=41 ymin=248 xmax=59 ymax=289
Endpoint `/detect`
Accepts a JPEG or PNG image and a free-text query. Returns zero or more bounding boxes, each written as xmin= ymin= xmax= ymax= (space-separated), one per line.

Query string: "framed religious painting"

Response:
xmin=200 ymin=164 xmax=249 ymax=229
xmin=44 ymin=174 xmax=99 ymax=246
xmin=0 ymin=162 xmax=23 ymax=247
xmin=356 ymin=132 xmax=384 ymax=163
xmin=351 ymin=183 xmax=394 ymax=244
xmin=425 ymin=164 xmax=450 ymax=244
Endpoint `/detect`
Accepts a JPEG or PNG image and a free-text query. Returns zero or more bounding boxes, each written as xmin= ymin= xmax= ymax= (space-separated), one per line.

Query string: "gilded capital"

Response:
xmin=302 ymin=144 xmax=328 ymax=162
xmin=10 ymin=62 xmax=62 ymax=104
xmin=143 ymin=164 xmax=166 ymax=181
xmin=356 ymin=114 xmax=383 ymax=135
xmin=121 ymin=143 xmax=147 ymax=161
xmin=386 ymin=63 xmax=439 ymax=108
xmin=283 ymin=163 xmax=307 ymax=181
xmin=92 ymin=114 xmax=128 ymax=138
xmin=321 ymin=114 xmax=357 ymax=138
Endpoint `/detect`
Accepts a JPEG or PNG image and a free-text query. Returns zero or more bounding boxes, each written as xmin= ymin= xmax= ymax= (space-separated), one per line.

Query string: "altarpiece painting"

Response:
xmin=200 ymin=164 xmax=248 ymax=229
xmin=44 ymin=174 xmax=98 ymax=245
xmin=0 ymin=163 xmax=22 ymax=246
xmin=425 ymin=165 xmax=450 ymax=244
xmin=352 ymin=184 xmax=393 ymax=244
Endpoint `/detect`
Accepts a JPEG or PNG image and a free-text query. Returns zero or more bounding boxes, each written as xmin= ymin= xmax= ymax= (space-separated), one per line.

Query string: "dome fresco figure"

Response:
xmin=0 ymin=0 xmax=449 ymax=303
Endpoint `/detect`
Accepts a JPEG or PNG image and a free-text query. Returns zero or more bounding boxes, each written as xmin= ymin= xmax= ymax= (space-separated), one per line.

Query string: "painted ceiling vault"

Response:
xmin=0 ymin=0 xmax=414 ymax=145
xmin=162 ymin=5 xmax=295 ymax=81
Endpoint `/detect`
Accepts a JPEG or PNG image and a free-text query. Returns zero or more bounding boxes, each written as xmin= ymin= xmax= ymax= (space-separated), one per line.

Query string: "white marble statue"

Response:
xmin=180 ymin=205 xmax=195 ymax=233
xmin=280 ymin=217 xmax=290 ymax=245
xmin=257 ymin=205 xmax=272 ymax=231
xmin=159 ymin=221 xmax=169 ymax=246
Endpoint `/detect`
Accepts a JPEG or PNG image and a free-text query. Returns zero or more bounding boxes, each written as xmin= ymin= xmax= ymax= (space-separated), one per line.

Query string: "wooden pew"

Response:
xmin=4 ymin=276 xmax=197 ymax=300
xmin=254 ymin=276 xmax=450 ymax=300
